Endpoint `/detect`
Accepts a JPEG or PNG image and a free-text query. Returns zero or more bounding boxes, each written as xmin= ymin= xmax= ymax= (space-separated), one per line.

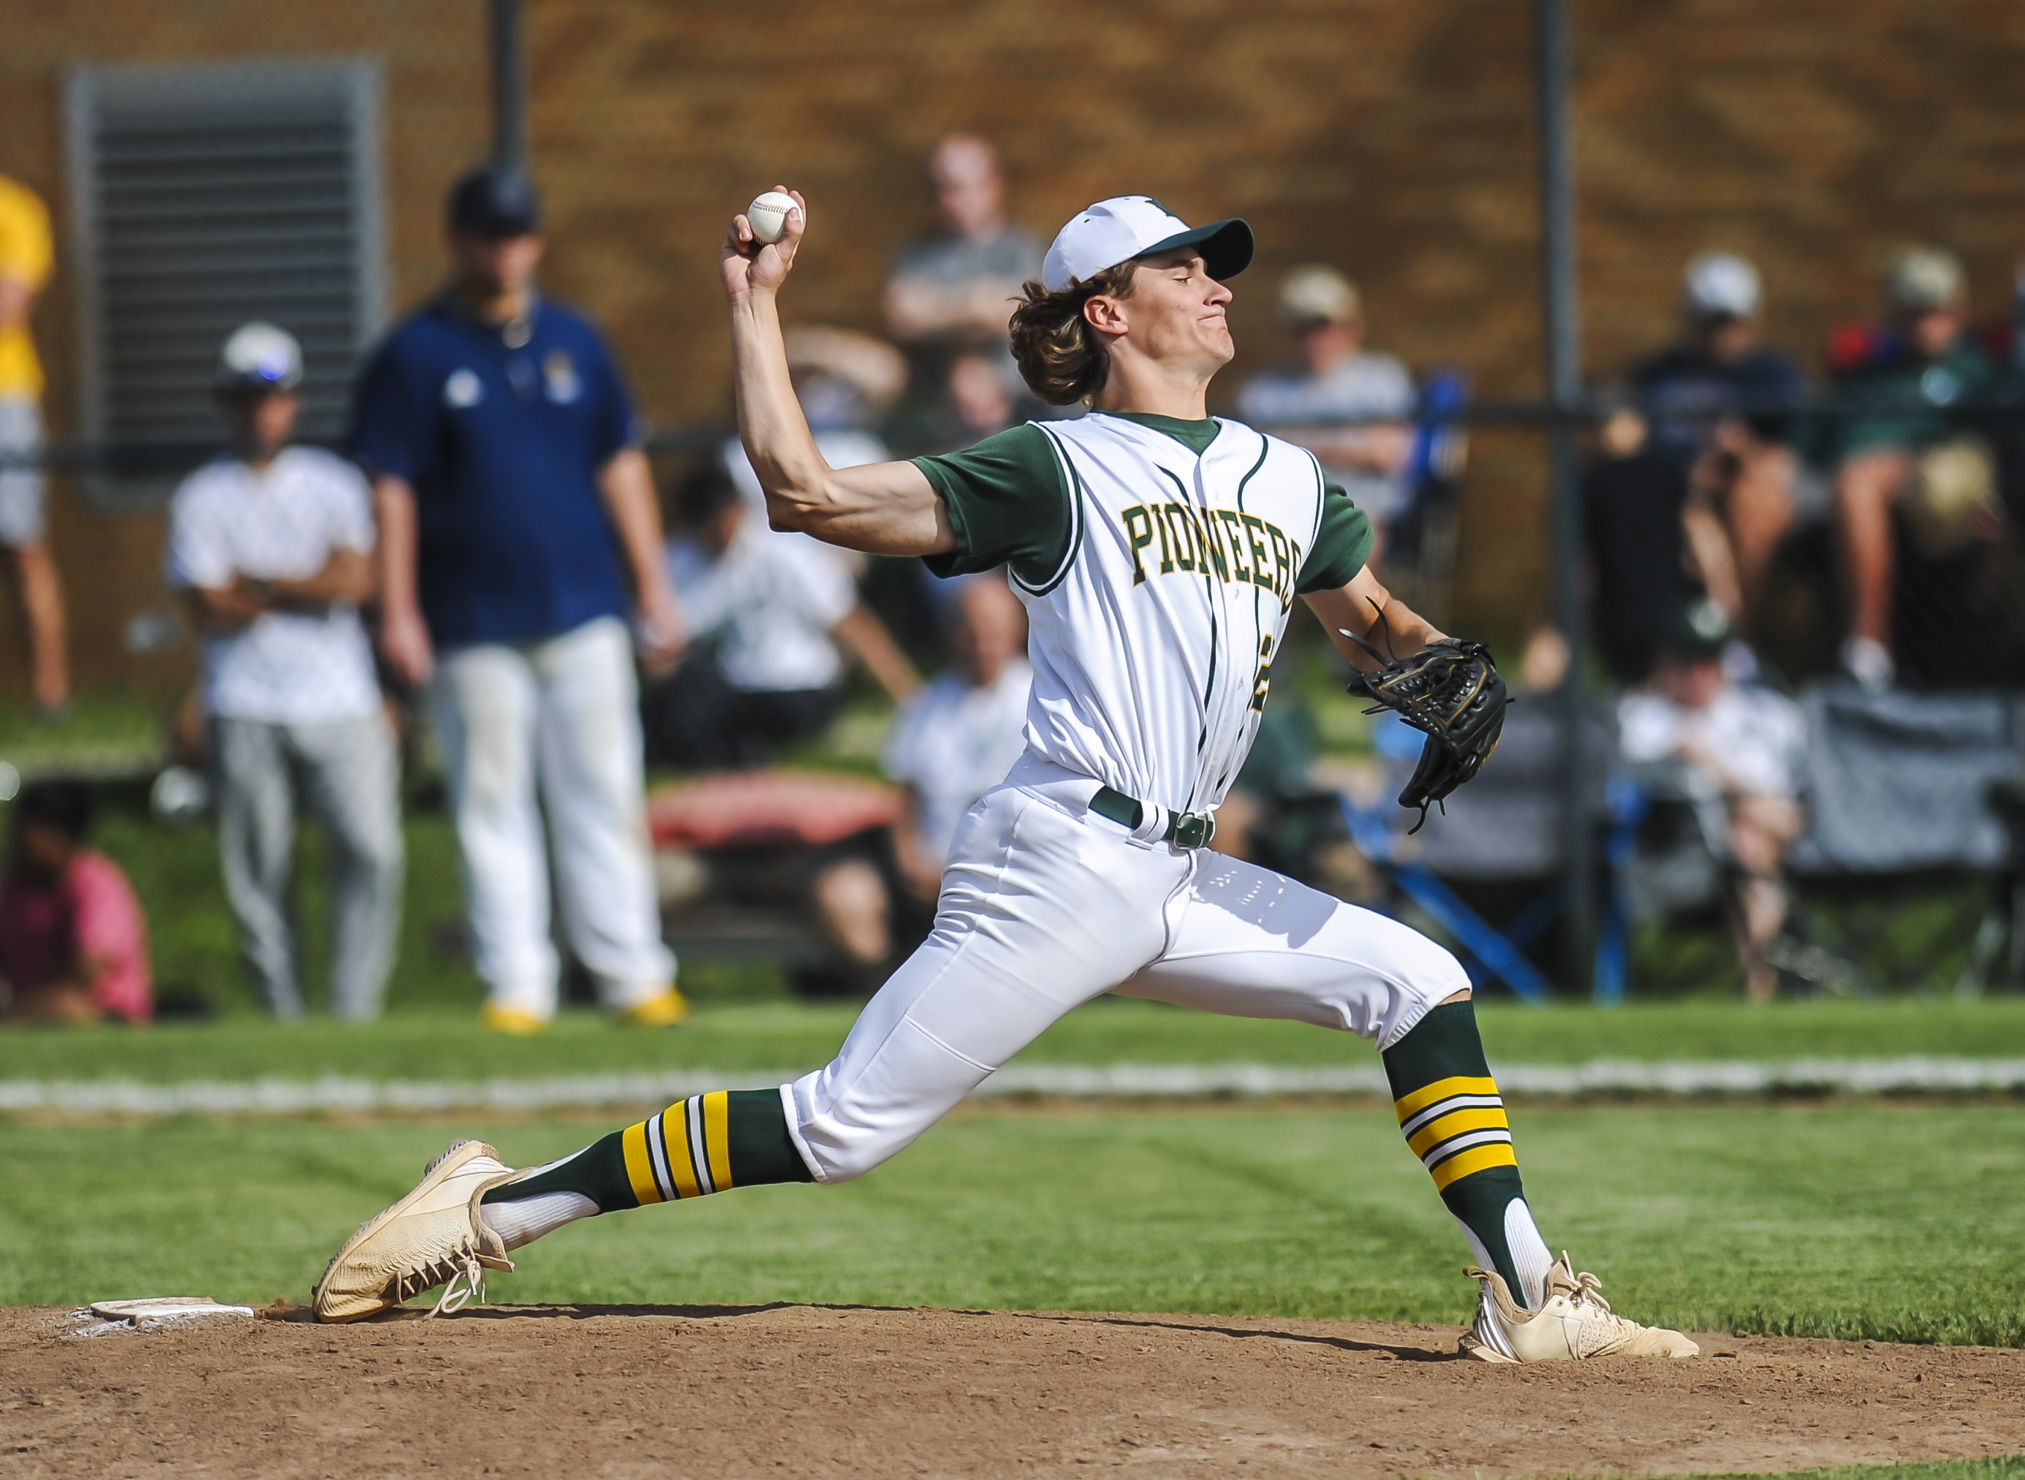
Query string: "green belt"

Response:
xmin=1090 ymin=785 xmax=1217 ymax=850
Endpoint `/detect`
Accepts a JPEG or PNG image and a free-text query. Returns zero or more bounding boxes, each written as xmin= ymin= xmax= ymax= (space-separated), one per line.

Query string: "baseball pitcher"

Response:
xmin=314 ymin=191 xmax=1696 ymax=1364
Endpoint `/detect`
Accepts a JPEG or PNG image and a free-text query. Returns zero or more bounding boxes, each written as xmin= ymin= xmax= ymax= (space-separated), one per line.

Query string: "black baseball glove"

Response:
xmin=1345 ymin=636 xmax=1509 ymax=832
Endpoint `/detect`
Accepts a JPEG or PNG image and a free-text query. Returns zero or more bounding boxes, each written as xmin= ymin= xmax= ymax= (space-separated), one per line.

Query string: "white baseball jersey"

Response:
xmin=916 ymin=411 xmax=1371 ymax=815
xmin=165 ymin=447 xmax=383 ymax=726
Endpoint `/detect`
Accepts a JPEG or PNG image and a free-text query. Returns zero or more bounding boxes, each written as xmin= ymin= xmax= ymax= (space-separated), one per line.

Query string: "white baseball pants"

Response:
xmin=431 ymin=616 xmax=675 ymax=1017
xmin=786 ymin=753 xmax=1468 ymax=1181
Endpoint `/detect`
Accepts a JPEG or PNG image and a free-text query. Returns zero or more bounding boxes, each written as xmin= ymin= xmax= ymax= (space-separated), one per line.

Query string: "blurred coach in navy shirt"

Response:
xmin=351 ymin=166 xmax=688 ymax=1034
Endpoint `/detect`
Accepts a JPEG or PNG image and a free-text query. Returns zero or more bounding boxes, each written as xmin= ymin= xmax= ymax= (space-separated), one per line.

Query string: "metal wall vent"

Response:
xmin=65 ymin=59 xmax=383 ymax=502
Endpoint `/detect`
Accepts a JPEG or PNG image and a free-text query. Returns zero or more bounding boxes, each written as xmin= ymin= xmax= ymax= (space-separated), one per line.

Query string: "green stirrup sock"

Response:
xmin=484 ymin=1088 xmax=813 ymax=1213
xmin=1381 ymin=1001 xmax=1552 ymax=1306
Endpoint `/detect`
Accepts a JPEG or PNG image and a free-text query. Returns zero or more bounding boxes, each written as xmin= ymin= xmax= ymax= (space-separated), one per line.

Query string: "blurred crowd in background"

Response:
xmin=4 ymin=129 xmax=2025 ymax=1028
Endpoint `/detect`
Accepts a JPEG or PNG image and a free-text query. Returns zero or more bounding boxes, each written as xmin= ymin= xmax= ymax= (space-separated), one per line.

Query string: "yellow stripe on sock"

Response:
xmin=1430 ymin=1141 xmax=1519 ymax=1191
xmin=703 ymin=1090 xmax=734 ymax=1192
xmin=621 ymin=1120 xmax=663 ymax=1206
xmin=1405 ymin=1105 xmax=1510 ymax=1158
xmin=664 ymin=1099 xmax=704 ymax=1200
xmin=1393 ymin=1075 xmax=1500 ymax=1124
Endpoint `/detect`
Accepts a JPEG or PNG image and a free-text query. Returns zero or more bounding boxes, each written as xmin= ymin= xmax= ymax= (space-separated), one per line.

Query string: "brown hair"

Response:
xmin=1007 ymin=261 xmax=1140 ymax=406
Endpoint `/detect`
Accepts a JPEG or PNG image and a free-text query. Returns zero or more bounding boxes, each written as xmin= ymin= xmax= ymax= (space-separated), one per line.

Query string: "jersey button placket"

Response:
xmin=1196 ymin=454 xmax=1245 ymax=813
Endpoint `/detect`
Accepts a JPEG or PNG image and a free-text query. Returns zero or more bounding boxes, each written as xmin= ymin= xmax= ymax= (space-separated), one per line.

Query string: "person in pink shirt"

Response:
xmin=0 ymin=780 xmax=151 ymax=1024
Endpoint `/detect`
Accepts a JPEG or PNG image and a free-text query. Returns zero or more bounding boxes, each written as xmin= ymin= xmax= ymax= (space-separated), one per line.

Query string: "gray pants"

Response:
xmin=211 ymin=713 xmax=404 ymax=1020
xmin=0 ymin=398 xmax=47 ymax=547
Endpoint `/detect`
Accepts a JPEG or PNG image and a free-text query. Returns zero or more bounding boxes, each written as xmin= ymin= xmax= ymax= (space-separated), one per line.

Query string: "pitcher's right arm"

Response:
xmin=721 ymin=189 xmax=954 ymax=558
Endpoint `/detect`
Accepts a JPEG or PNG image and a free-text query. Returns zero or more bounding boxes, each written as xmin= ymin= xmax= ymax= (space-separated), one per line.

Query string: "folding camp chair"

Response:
xmin=1380 ymin=369 xmax=1471 ymax=629
xmin=1786 ymin=683 xmax=2025 ymax=994
xmin=1338 ymin=700 xmax=1634 ymax=1004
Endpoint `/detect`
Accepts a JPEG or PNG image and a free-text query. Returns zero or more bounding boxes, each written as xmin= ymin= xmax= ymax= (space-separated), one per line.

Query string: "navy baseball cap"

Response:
xmin=448 ymin=166 xmax=542 ymax=237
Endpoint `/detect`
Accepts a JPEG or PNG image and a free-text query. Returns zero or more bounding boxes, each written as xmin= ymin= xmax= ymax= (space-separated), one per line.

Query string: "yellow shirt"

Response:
xmin=0 ymin=176 xmax=53 ymax=401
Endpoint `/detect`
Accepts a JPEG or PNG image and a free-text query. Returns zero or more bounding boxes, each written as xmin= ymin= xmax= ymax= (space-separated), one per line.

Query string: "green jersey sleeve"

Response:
xmin=1295 ymin=479 xmax=1374 ymax=594
xmin=913 ymin=424 xmax=1073 ymax=586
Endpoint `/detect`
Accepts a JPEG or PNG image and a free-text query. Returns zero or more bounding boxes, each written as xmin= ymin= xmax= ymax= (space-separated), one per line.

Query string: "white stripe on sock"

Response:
xmin=1399 ymin=1093 xmax=1505 ymax=1140
xmin=646 ymin=1111 xmax=675 ymax=1203
xmin=686 ymin=1097 xmax=715 ymax=1195
xmin=1505 ymin=1197 xmax=1554 ymax=1311
xmin=1419 ymin=1127 xmax=1513 ymax=1171
xmin=514 ymin=1148 xmax=587 ymax=1181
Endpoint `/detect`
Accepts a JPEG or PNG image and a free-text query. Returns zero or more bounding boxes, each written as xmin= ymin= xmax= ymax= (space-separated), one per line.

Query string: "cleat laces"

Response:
xmin=1566 ymin=1267 xmax=1613 ymax=1312
xmin=428 ymin=1253 xmax=486 ymax=1317
xmin=1549 ymin=1255 xmax=1652 ymax=1350
xmin=391 ymin=1242 xmax=488 ymax=1318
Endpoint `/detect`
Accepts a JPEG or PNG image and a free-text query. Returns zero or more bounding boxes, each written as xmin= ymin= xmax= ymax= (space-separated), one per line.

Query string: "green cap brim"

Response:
xmin=1141 ymin=218 xmax=1254 ymax=282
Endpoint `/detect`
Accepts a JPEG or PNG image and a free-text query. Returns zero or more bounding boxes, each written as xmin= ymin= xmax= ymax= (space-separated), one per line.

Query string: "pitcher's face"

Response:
xmin=1095 ymin=251 xmax=1235 ymax=376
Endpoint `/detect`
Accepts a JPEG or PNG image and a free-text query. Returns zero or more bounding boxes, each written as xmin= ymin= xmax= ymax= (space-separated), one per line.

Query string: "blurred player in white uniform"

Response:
xmin=317 ymin=192 xmax=1696 ymax=1365
xmin=883 ymin=573 xmax=1031 ymax=904
xmin=645 ymin=464 xmax=917 ymax=769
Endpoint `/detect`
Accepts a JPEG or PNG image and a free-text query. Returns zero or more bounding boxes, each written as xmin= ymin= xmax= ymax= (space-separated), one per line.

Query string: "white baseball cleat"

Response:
xmin=1459 ymin=1255 xmax=1700 ymax=1362
xmin=313 ymin=1140 xmax=521 ymax=1323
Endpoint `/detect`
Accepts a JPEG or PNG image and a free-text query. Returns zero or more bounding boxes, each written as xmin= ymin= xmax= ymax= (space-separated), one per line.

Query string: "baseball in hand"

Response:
xmin=746 ymin=191 xmax=800 ymax=244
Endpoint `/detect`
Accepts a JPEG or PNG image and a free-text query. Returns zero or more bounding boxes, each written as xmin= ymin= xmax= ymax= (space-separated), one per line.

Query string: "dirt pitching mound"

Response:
xmin=5 ymin=1303 xmax=2023 ymax=1477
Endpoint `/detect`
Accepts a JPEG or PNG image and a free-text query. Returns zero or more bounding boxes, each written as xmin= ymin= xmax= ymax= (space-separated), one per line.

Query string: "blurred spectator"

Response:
xmin=885 ymin=135 xmax=1038 ymax=345
xmin=1618 ymin=602 xmax=1805 ymax=1003
xmin=1583 ymin=409 xmax=1705 ymax=686
xmin=883 ymin=136 xmax=1040 ymax=413
xmin=350 ymin=165 xmax=685 ymax=1035
xmin=0 ymin=782 xmax=150 ymax=1025
xmin=786 ymin=574 xmax=1029 ymax=988
xmin=646 ymin=465 xmax=919 ymax=769
xmin=882 ymin=573 xmax=1030 ymax=905
xmin=1516 ymin=624 xmax=1572 ymax=693
xmin=0 ymin=174 xmax=66 ymax=714
xmin=1632 ymin=253 xmax=1812 ymax=643
xmin=1827 ymin=247 xmax=1999 ymax=690
xmin=167 ymin=323 xmax=402 ymax=1022
xmin=942 ymin=351 xmax=1019 ymax=447
xmin=1237 ymin=265 xmax=1416 ymax=548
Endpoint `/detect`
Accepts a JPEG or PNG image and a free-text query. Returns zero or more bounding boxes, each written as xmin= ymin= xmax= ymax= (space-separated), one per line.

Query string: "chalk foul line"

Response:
xmin=3 ymin=1056 xmax=2025 ymax=1116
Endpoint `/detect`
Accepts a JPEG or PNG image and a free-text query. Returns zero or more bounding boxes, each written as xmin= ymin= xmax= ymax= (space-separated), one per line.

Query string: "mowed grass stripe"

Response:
xmin=1653 ymin=1462 xmax=2025 ymax=1480
xmin=8 ymin=998 xmax=2025 ymax=1086
xmin=5 ymin=1102 xmax=2021 ymax=1347
xmin=9 ymin=1055 xmax=2025 ymax=1116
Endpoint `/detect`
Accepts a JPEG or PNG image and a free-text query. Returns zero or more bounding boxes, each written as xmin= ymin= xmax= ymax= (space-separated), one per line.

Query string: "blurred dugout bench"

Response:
xmin=648 ymin=770 xmax=902 ymax=974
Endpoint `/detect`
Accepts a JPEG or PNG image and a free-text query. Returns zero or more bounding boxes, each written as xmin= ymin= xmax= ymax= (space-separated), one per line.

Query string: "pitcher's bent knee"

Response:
xmin=1375 ymin=933 xmax=1474 ymax=1052
xmin=786 ymin=1065 xmax=970 ymax=1184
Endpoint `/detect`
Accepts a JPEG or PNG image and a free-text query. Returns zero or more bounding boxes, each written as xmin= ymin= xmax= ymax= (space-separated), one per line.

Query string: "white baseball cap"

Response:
xmin=1888 ymin=246 xmax=1965 ymax=312
xmin=1683 ymin=252 xmax=1761 ymax=320
xmin=216 ymin=321 xmax=303 ymax=391
xmin=1279 ymin=264 xmax=1360 ymax=324
xmin=1041 ymin=196 xmax=1254 ymax=293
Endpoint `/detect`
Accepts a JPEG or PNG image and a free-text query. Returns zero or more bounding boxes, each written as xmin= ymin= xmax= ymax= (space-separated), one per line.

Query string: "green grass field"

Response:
xmin=1673 ymin=1467 xmax=2025 ymax=1480
xmin=8 ymin=737 xmax=2025 ymax=1478
xmin=6 ymin=995 xmax=2025 ymax=1085
xmin=5 ymin=1099 xmax=2021 ymax=1347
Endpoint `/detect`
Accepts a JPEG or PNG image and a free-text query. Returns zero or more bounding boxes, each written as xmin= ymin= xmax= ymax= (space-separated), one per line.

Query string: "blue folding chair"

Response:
xmin=1339 ymin=705 xmax=1636 ymax=1004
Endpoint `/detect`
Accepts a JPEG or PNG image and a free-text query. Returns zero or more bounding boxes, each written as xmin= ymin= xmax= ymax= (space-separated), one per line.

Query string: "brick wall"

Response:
xmin=3 ymin=0 xmax=2025 ymax=694
xmin=0 ymin=1 xmax=490 ymax=697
